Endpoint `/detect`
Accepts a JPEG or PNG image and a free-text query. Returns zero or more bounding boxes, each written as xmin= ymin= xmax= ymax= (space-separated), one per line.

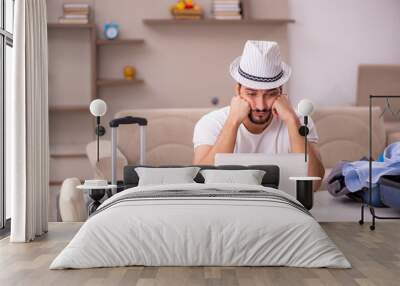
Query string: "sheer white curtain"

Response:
xmin=8 ymin=0 xmax=49 ymax=242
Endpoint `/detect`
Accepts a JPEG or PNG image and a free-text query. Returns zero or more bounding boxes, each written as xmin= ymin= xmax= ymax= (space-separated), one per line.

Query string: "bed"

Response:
xmin=50 ymin=165 xmax=350 ymax=269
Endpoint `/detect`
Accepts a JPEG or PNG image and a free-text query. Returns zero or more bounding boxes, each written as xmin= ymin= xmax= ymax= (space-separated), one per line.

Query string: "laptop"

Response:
xmin=215 ymin=153 xmax=307 ymax=197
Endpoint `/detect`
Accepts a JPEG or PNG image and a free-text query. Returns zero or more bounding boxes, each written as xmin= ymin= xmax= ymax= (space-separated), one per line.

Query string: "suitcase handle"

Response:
xmin=109 ymin=116 xmax=147 ymax=127
xmin=110 ymin=116 xmax=147 ymax=195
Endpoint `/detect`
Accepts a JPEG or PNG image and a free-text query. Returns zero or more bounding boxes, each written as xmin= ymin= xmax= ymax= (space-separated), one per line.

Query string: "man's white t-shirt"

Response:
xmin=193 ymin=106 xmax=319 ymax=154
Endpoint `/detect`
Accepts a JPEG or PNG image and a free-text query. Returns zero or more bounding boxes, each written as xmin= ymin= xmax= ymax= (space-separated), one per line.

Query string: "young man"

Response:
xmin=193 ymin=41 xmax=325 ymax=189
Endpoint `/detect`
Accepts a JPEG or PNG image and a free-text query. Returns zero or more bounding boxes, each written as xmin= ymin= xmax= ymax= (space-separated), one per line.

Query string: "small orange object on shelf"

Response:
xmin=170 ymin=0 xmax=204 ymax=20
xmin=123 ymin=66 xmax=136 ymax=80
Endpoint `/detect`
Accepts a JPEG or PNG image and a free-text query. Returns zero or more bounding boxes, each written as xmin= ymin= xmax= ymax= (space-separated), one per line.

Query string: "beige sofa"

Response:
xmin=87 ymin=107 xmax=396 ymax=181
xmin=60 ymin=106 xmax=400 ymax=221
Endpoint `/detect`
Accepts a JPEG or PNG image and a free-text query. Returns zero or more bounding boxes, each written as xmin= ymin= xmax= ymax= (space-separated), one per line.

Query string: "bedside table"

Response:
xmin=77 ymin=185 xmax=117 ymax=215
xmin=289 ymin=177 xmax=321 ymax=210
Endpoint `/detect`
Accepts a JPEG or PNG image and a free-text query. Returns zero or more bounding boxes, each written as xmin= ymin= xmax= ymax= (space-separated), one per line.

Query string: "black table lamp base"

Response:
xmin=296 ymin=180 xmax=313 ymax=210
xmin=88 ymin=189 xmax=105 ymax=215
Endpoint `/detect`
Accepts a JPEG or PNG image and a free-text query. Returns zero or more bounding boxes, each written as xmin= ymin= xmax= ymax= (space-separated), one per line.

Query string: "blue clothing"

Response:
xmin=343 ymin=142 xmax=400 ymax=192
xmin=376 ymin=153 xmax=385 ymax=162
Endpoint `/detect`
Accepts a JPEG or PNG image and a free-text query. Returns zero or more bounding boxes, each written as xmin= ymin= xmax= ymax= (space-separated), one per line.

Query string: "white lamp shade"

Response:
xmin=90 ymin=99 xmax=107 ymax=117
xmin=297 ymin=99 xmax=314 ymax=116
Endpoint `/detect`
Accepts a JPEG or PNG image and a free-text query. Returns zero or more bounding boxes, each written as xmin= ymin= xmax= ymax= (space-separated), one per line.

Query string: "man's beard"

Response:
xmin=248 ymin=109 xmax=273 ymax=125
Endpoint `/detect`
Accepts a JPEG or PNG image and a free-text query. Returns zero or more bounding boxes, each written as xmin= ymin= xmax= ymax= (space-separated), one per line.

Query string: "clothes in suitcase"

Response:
xmin=327 ymin=157 xmax=385 ymax=207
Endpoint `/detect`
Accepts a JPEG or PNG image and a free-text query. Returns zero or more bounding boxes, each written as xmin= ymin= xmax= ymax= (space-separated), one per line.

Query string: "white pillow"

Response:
xmin=135 ymin=167 xmax=200 ymax=186
xmin=200 ymin=169 xmax=266 ymax=185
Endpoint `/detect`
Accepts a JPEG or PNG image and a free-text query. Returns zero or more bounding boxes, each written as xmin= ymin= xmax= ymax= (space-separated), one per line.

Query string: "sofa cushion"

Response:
xmin=311 ymin=107 xmax=385 ymax=169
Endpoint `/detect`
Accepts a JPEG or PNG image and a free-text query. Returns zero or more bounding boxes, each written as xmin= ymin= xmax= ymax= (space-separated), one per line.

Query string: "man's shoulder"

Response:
xmin=193 ymin=106 xmax=230 ymax=143
xmin=198 ymin=106 xmax=230 ymax=124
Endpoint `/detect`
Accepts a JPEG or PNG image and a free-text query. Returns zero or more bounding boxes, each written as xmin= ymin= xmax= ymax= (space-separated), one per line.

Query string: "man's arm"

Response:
xmin=193 ymin=118 xmax=240 ymax=165
xmin=193 ymin=96 xmax=250 ymax=165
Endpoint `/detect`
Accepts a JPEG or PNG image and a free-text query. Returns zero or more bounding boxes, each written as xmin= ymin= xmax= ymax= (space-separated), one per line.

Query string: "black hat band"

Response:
xmin=238 ymin=66 xmax=283 ymax=83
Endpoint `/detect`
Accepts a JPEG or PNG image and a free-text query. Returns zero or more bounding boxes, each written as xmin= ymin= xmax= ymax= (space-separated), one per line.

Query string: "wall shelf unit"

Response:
xmin=143 ymin=18 xmax=295 ymax=25
xmin=49 ymin=106 xmax=89 ymax=112
xmin=47 ymin=23 xmax=96 ymax=29
xmin=96 ymin=39 xmax=144 ymax=46
xmin=48 ymin=22 xmax=97 ymax=102
xmin=48 ymin=22 xmax=145 ymax=101
xmin=48 ymin=22 xmax=145 ymax=186
xmin=50 ymin=144 xmax=87 ymax=158
xmin=96 ymin=78 xmax=144 ymax=87
xmin=50 ymin=181 xmax=64 ymax=186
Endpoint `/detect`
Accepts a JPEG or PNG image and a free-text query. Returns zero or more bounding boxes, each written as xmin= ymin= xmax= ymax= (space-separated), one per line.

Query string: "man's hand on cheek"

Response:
xmin=272 ymin=95 xmax=297 ymax=123
xmin=228 ymin=95 xmax=251 ymax=125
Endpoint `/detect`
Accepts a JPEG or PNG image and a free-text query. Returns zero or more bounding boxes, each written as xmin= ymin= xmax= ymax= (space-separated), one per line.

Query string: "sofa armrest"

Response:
xmin=86 ymin=140 xmax=128 ymax=181
xmin=387 ymin=131 xmax=400 ymax=145
xmin=59 ymin=177 xmax=87 ymax=222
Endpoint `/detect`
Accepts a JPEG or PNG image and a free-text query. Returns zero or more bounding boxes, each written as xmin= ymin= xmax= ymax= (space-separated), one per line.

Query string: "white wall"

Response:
xmin=288 ymin=0 xmax=400 ymax=107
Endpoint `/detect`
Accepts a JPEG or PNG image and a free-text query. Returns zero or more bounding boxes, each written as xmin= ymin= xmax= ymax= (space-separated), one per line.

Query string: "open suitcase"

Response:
xmin=109 ymin=116 xmax=147 ymax=194
xmin=379 ymin=175 xmax=400 ymax=209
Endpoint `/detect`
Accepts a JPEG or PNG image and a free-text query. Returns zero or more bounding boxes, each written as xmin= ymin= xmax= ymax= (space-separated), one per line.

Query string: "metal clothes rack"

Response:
xmin=359 ymin=95 xmax=400 ymax=230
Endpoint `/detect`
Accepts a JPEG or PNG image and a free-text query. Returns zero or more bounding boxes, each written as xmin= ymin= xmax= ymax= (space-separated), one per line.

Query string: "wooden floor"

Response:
xmin=0 ymin=222 xmax=399 ymax=286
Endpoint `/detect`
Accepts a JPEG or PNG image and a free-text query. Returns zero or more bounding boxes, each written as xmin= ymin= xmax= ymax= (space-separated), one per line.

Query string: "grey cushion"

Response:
xmin=200 ymin=169 xmax=266 ymax=185
xmin=135 ymin=166 xmax=200 ymax=186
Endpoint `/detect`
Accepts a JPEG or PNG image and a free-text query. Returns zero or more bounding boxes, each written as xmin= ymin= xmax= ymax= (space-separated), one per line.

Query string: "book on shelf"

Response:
xmin=63 ymin=3 xmax=89 ymax=9
xmin=213 ymin=0 xmax=242 ymax=20
xmin=214 ymin=15 xmax=242 ymax=20
xmin=214 ymin=7 xmax=241 ymax=12
xmin=58 ymin=17 xmax=89 ymax=24
xmin=213 ymin=6 xmax=240 ymax=10
xmin=213 ymin=3 xmax=240 ymax=8
xmin=63 ymin=9 xmax=90 ymax=15
xmin=63 ymin=3 xmax=90 ymax=14
xmin=213 ymin=0 xmax=240 ymax=3
xmin=63 ymin=14 xmax=88 ymax=19
xmin=214 ymin=11 xmax=242 ymax=16
xmin=213 ymin=0 xmax=241 ymax=7
xmin=62 ymin=3 xmax=90 ymax=15
xmin=63 ymin=8 xmax=90 ymax=14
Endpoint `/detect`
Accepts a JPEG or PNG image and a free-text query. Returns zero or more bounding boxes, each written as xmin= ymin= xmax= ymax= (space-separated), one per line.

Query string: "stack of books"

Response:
xmin=213 ymin=0 xmax=242 ymax=20
xmin=59 ymin=3 xmax=90 ymax=24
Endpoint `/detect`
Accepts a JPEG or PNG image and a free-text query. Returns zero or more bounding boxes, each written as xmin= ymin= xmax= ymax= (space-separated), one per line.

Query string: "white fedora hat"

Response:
xmin=230 ymin=40 xmax=291 ymax=90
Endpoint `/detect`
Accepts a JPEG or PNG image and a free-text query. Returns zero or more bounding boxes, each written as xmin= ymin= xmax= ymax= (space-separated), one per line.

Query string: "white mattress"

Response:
xmin=50 ymin=183 xmax=351 ymax=269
